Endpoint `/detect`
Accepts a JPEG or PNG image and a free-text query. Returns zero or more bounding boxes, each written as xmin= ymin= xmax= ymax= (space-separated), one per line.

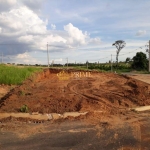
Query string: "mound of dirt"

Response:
xmin=0 ymin=69 xmax=150 ymax=114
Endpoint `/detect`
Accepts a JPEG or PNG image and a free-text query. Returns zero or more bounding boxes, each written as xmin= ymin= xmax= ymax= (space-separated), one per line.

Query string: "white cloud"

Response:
xmin=16 ymin=52 xmax=29 ymax=59
xmin=0 ymin=5 xmax=99 ymax=53
xmin=1 ymin=0 xmax=16 ymax=5
xmin=21 ymin=0 xmax=46 ymax=13
xmin=18 ymin=35 xmax=34 ymax=43
xmin=15 ymin=52 xmax=41 ymax=64
xmin=35 ymin=34 xmax=67 ymax=50
xmin=0 ymin=2 xmax=102 ymax=62
xmin=64 ymin=23 xmax=89 ymax=46
xmin=0 ymin=0 xmax=17 ymax=12
xmin=136 ymin=30 xmax=146 ymax=36
xmin=0 ymin=6 xmax=47 ymax=35
xmin=89 ymin=37 xmax=101 ymax=44
xmin=51 ymin=24 xmax=56 ymax=30
xmin=54 ymin=58 xmax=63 ymax=62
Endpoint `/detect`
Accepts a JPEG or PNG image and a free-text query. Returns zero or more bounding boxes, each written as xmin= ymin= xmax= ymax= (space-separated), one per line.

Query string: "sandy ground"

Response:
xmin=0 ymin=69 xmax=150 ymax=149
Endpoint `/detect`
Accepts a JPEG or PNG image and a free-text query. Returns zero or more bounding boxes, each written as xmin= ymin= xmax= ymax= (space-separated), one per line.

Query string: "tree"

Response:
xmin=125 ymin=57 xmax=131 ymax=63
xmin=112 ymin=40 xmax=126 ymax=67
xmin=132 ymin=52 xmax=148 ymax=70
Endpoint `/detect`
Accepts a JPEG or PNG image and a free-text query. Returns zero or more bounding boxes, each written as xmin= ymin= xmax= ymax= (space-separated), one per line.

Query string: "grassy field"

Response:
xmin=0 ymin=64 xmax=42 ymax=85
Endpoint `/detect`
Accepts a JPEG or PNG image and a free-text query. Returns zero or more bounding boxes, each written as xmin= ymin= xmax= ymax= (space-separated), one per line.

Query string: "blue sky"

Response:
xmin=0 ymin=0 xmax=149 ymax=65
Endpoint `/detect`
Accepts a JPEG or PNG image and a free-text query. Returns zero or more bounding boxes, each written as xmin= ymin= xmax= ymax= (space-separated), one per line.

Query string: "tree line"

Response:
xmin=88 ymin=52 xmax=148 ymax=71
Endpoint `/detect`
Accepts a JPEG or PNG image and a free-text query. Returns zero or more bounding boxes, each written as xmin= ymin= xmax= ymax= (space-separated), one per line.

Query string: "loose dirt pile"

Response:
xmin=0 ymin=69 xmax=150 ymax=114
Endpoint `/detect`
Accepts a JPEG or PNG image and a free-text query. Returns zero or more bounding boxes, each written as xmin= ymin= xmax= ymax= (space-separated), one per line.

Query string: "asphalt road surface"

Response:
xmin=0 ymin=119 xmax=150 ymax=150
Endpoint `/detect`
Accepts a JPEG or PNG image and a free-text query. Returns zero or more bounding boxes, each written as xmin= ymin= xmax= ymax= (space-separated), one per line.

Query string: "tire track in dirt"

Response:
xmin=67 ymin=79 xmax=121 ymax=113
xmin=93 ymin=90 xmax=136 ymax=108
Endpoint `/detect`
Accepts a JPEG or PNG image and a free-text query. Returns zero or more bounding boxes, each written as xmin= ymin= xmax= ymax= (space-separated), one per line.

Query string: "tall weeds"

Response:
xmin=0 ymin=64 xmax=41 ymax=85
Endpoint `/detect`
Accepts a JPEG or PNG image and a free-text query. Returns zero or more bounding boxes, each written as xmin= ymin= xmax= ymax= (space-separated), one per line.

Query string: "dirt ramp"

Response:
xmin=0 ymin=69 xmax=150 ymax=114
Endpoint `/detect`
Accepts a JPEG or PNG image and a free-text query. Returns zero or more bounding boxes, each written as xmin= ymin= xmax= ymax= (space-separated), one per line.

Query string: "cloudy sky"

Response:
xmin=0 ymin=0 xmax=149 ymax=65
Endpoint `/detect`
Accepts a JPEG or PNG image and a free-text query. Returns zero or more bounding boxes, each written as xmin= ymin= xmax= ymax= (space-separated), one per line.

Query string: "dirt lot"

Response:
xmin=0 ymin=69 xmax=150 ymax=114
xmin=0 ymin=69 xmax=150 ymax=149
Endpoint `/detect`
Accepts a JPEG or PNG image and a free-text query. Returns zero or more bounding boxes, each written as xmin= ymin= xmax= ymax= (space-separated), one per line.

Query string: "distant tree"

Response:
xmin=125 ymin=57 xmax=131 ymax=63
xmin=132 ymin=52 xmax=148 ymax=70
xmin=112 ymin=40 xmax=126 ymax=67
xmin=86 ymin=60 xmax=89 ymax=64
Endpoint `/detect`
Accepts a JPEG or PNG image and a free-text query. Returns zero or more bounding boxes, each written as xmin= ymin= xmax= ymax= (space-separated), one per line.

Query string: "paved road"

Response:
xmin=0 ymin=119 xmax=150 ymax=150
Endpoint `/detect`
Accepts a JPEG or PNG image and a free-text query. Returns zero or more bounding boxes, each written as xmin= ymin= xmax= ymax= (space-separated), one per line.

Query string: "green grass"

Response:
xmin=113 ymin=68 xmax=132 ymax=73
xmin=0 ymin=64 xmax=42 ymax=85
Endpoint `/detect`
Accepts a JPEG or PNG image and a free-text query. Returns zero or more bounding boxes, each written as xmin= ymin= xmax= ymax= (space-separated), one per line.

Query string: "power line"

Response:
xmin=0 ymin=41 xmax=149 ymax=64
xmin=87 ymin=41 xmax=149 ymax=63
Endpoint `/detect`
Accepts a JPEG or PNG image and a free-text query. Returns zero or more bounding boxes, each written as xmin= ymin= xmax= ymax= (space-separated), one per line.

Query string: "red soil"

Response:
xmin=0 ymin=69 xmax=150 ymax=114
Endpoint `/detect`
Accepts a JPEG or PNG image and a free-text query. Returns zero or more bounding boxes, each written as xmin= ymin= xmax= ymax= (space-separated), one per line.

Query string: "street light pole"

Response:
xmin=47 ymin=43 xmax=50 ymax=67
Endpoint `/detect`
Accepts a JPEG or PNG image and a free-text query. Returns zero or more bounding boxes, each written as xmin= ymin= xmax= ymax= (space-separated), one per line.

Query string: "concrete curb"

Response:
xmin=0 ymin=112 xmax=88 ymax=121
xmin=130 ymin=105 xmax=150 ymax=112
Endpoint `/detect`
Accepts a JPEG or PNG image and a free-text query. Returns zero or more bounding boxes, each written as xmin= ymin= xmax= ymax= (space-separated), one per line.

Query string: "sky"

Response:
xmin=0 ymin=0 xmax=149 ymax=65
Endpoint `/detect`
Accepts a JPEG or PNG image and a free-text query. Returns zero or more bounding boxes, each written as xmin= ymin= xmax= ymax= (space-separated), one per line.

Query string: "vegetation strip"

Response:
xmin=0 ymin=64 xmax=42 ymax=85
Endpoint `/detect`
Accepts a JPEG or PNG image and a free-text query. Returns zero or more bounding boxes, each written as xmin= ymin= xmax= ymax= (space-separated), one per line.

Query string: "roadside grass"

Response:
xmin=0 ymin=64 xmax=42 ymax=85
xmin=131 ymin=70 xmax=150 ymax=74
xmin=113 ymin=69 xmax=132 ymax=74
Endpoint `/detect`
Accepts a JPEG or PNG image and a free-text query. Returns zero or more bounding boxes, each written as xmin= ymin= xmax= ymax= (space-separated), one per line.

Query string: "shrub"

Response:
xmin=20 ymin=104 xmax=29 ymax=113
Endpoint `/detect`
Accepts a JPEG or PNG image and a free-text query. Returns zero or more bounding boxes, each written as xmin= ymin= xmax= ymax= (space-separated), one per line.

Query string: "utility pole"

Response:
xmin=51 ymin=60 xmax=54 ymax=67
xmin=1 ymin=52 xmax=3 ymax=64
xmin=86 ymin=60 xmax=88 ymax=69
xmin=111 ymin=54 xmax=112 ymax=72
xmin=66 ymin=57 xmax=68 ymax=69
xmin=149 ymin=40 xmax=150 ymax=72
xmin=47 ymin=43 xmax=50 ymax=67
